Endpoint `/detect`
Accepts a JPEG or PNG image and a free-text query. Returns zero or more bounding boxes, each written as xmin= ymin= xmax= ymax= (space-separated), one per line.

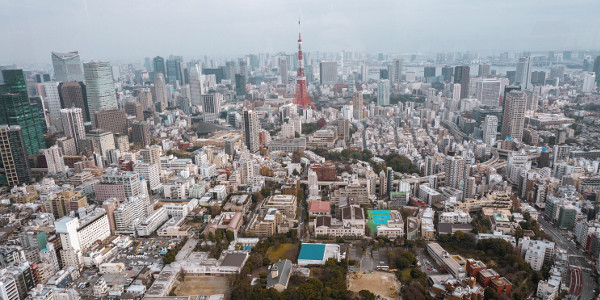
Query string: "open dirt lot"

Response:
xmin=348 ymin=271 xmax=401 ymax=299
xmin=174 ymin=276 xmax=231 ymax=298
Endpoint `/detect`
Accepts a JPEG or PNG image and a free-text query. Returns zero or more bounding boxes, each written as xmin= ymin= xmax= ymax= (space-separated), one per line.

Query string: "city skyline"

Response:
xmin=2 ymin=0 xmax=600 ymax=64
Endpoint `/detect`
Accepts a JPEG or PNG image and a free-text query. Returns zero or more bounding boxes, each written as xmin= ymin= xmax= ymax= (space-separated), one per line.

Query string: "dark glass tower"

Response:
xmin=153 ymin=56 xmax=165 ymax=75
xmin=0 ymin=69 xmax=45 ymax=157
xmin=0 ymin=125 xmax=32 ymax=186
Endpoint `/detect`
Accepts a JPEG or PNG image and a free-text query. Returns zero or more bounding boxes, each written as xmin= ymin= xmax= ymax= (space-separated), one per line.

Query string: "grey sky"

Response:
xmin=1 ymin=0 xmax=599 ymax=65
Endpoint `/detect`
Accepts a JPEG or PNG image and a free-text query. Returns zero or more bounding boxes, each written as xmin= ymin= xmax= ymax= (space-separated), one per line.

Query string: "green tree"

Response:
xmin=359 ymin=289 xmax=376 ymax=300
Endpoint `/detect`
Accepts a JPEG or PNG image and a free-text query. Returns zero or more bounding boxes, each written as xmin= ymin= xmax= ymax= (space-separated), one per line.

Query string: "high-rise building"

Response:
xmin=482 ymin=115 xmax=498 ymax=145
xmin=549 ymin=65 xmax=565 ymax=81
xmin=352 ymin=93 xmax=364 ymax=121
xmin=593 ymin=56 xmax=600 ymax=87
xmin=0 ymin=125 xmax=32 ymax=186
xmin=202 ymin=93 xmax=222 ymax=122
xmin=42 ymin=82 xmax=63 ymax=132
xmin=124 ymin=101 xmax=143 ymax=121
xmin=441 ymin=66 xmax=453 ymax=82
xmin=83 ymin=62 xmax=118 ymax=126
xmin=189 ymin=63 xmax=203 ymax=107
xmin=152 ymin=56 xmax=165 ymax=75
xmin=454 ymin=66 xmax=470 ymax=100
xmin=94 ymin=109 xmax=127 ymax=135
xmin=130 ymin=121 xmax=151 ymax=146
xmin=279 ymin=57 xmax=288 ymax=84
xmin=319 ymin=61 xmax=337 ymax=84
xmin=475 ymin=79 xmax=502 ymax=106
xmin=582 ymin=72 xmax=596 ymax=93
xmin=515 ymin=56 xmax=532 ymax=90
xmin=85 ymin=129 xmax=115 ymax=157
xmin=424 ymin=66 xmax=436 ymax=78
xmin=166 ymin=57 xmax=183 ymax=84
xmin=153 ymin=73 xmax=168 ymax=109
xmin=101 ymin=169 xmax=141 ymax=198
xmin=501 ymin=91 xmax=528 ymax=141
xmin=41 ymin=145 xmax=65 ymax=174
xmin=388 ymin=58 xmax=402 ymax=83
xmin=242 ymin=110 xmax=260 ymax=152
xmin=0 ymin=69 xmax=45 ymax=157
xmin=478 ymin=64 xmax=490 ymax=77
xmin=139 ymin=88 xmax=153 ymax=111
xmin=235 ymin=74 xmax=246 ymax=99
xmin=531 ymin=71 xmax=547 ymax=85
xmin=444 ymin=155 xmax=466 ymax=189
xmin=51 ymin=51 xmax=84 ymax=82
xmin=60 ymin=108 xmax=85 ymax=154
xmin=377 ymin=79 xmax=390 ymax=106
xmin=140 ymin=145 xmax=162 ymax=173
xmin=58 ymin=81 xmax=89 ymax=121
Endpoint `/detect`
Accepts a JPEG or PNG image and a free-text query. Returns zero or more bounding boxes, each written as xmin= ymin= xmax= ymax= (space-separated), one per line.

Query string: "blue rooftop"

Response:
xmin=298 ymin=244 xmax=326 ymax=261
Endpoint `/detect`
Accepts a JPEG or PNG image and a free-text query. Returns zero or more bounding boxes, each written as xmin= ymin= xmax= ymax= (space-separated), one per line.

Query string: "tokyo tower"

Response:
xmin=293 ymin=18 xmax=316 ymax=110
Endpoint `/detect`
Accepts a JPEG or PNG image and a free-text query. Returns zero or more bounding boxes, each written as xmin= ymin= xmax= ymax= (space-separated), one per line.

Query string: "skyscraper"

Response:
xmin=279 ymin=57 xmax=288 ymax=84
xmin=51 ymin=51 xmax=84 ymax=82
xmin=60 ymin=108 xmax=85 ymax=153
xmin=242 ymin=110 xmax=260 ymax=152
xmin=501 ymin=91 xmax=527 ymax=141
xmin=444 ymin=155 xmax=466 ymax=189
xmin=153 ymin=73 xmax=168 ymax=109
xmin=130 ymin=121 xmax=151 ymax=146
xmin=454 ymin=66 xmax=470 ymax=100
xmin=58 ymin=81 xmax=89 ymax=121
xmin=83 ymin=62 xmax=118 ymax=127
xmin=515 ymin=56 xmax=532 ymax=90
xmin=475 ymin=79 xmax=502 ymax=106
xmin=202 ymin=93 xmax=222 ymax=122
xmin=482 ymin=115 xmax=498 ymax=145
xmin=441 ymin=66 xmax=453 ymax=82
xmin=582 ymin=72 xmax=596 ymax=93
xmin=42 ymin=82 xmax=63 ymax=132
xmin=94 ymin=109 xmax=128 ymax=135
xmin=166 ymin=57 xmax=183 ymax=84
xmin=594 ymin=56 xmax=600 ymax=87
xmin=478 ymin=64 xmax=490 ymax=77
xmin=0 ymin=69 xmax=45 ymax=157
xmin=424 ymin=66 xmax=436 ymax=78
xmin=139 ymin=88 xmax=153 ymax=111
xmin=352 ymin=93 xmax=364 ymax=121
xmin=377 ymin=79 xmax=390 ymax=106
xmin=189 ymin=63 xmax=203 ymax=107
xmin=235 ymin=74 xmax=246 ymax=99
xmin=152 ymin=56 xmax=165 ymax=75
xmin=41 ymin=145 xmax=65 ymax=174
xmin=0 ymin=125 xmax=32 ymax=186
xmin=388 ymin=58 xmax=402 ymax=83
xmin=319 ymin=61 xmax=337 ymax=84
xmin=124 ymin=101 xmax=143 ymax=121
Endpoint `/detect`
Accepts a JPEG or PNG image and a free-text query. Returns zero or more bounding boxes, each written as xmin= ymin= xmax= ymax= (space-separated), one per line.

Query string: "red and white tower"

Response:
xmin=293 ymin=18 xmax=316 ymax=110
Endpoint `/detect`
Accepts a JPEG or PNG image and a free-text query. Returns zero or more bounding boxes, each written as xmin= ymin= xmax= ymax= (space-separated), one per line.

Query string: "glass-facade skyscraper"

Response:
xmin=83 ymin=61 xmax=118 ymax=127
xmin=0 ymin=69 xmax=46 ymax=157
xmin=51 ymin=51 xmax=84 ymax=82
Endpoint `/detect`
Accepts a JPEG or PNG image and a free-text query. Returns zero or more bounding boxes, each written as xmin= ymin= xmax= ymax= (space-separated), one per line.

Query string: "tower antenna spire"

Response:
xmin=293 ymin=17 xmax=316 ymax=110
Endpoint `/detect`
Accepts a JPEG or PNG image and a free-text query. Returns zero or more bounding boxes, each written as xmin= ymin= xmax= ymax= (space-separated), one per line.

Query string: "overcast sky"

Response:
xmin=1 ymin=0 xmax=599 ymax=65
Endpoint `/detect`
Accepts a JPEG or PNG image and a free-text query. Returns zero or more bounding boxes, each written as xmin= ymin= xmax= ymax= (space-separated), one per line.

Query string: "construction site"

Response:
xmin=347 ymin=269 xmax=401 ymax=299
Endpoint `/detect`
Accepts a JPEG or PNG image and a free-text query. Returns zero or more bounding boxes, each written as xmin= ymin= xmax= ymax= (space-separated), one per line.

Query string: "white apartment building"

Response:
xmin=439 ymin=210 xmax=472 ymax=224
xmin=136 ymin=207 xmax=169 ymax=236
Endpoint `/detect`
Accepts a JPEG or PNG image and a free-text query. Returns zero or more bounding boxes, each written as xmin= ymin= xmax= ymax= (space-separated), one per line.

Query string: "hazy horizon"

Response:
xmin=2 ymin=0 xmax=600 ymax=65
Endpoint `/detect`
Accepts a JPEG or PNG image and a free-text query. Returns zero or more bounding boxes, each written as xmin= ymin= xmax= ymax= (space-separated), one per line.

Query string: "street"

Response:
xmin=538 ymin=218 xmax=597 ymax=300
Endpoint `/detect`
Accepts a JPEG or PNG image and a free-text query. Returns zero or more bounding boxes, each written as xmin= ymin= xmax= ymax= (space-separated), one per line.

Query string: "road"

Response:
xmin=538 ymin=218 xmax=596 ymax=300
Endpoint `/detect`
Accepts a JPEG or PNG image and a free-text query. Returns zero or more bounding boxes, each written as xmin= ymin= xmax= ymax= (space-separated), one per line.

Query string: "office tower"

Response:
xmin=189 ymin=63 xmax=203 ymax=107
xmin=42 ymin=82 xmax=63 ymax=132
xmin=202 ymin=93 xmax=222 ymax=122
xmin=388 ymin=58 xmax=402 ymax=83
xmin=482 ymin=115 xmax=498 ymax=145
xmin=444 ymin=155 xmax=466 ymax=189
xmin=279 ymin=57 xmax=288 ymax=84
xmin=140 ymin=145 xmax=162 ymax=173
xmin=582 ymin=72 xmax=596 ymax=93
xmin=51 ymin=51 xmax=84 ymax=82
xmin=152 ymin=56 xmax=165 ymax=75
xmin=60 ymin=108 xmax=85 ymax=154
xmin=124 ymin=101 xmax=143 ymax=121
xmin=94 ymin=109 xmax=127 ymax=135
xmin=235 ymin=74 xmax=246 ymax=99
xmin=454 ymin=66 xmax=470 ymax=99
xmin=0 ymin=125 xmax=31 ymax=186
xmin=56 ymin=137 xmax=77 ymax=156
xmin=377 ymin=79 xmax=390 ymax=106
xmin=242 ymin=110 xmax=260 ymax=152
xmin=29 ymin=96 xmax=48 ymax=133
xmin=452 ymin=84 xmax=461 ymax=101
xmin=114 ymin=134 xmax=129 ymax=153
xmin=360 ymin=64 xmax=368 ymax=82
xmin=130 ymin=121 xmax=151 ymax=146
xmin=319 ymin=61 xmax=337 ymax=84
xmin=478 ymin=64 xmax=490 ymax=77
xmin=441 ymin=66 xmax=453 ymax=82
xmin=58 ymin=81 xmax=89 ymax=121
xmin=348 ymin=73 xmax=355 ymax=97
xmin=83 ymin=62 xmax=117 ymax=127
xmin=549 ymin=65 xmax=565 ymax=81
xmin=166 ymin=57 xmax=182 ymax=84
xmin=0 ymin=69 xmax=45 ymax=156
xmin=501 ymin=91 xmax=527 ymax=141
xmin=515 ymin=56 xmax=532 ymax=90
xmin=531 ymin=71 xmax=547 ymax=85
xmin=224 ymin=61 xmax=236 ymax=81
xmin=424 ymin=66 xmax=436 ymax=78
xmin=475 ymin=79 xmax=502 ymax=106
xmin=41 ymin=145 xmax=65 ymax=174
xmin=593 ymin=56 xmax=600 ymax=87
xmin=153 ymin=73 xmax=168 ymax=109
xmin=85 ymin=129 xmax=115 ymax=157
xmin=352 ymin=93 xmax=364 ymax=121
xmin=379 ymin=69 xmax=388 ymax=80
xmin=139 ymin=88 xmax=153 ymax=111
